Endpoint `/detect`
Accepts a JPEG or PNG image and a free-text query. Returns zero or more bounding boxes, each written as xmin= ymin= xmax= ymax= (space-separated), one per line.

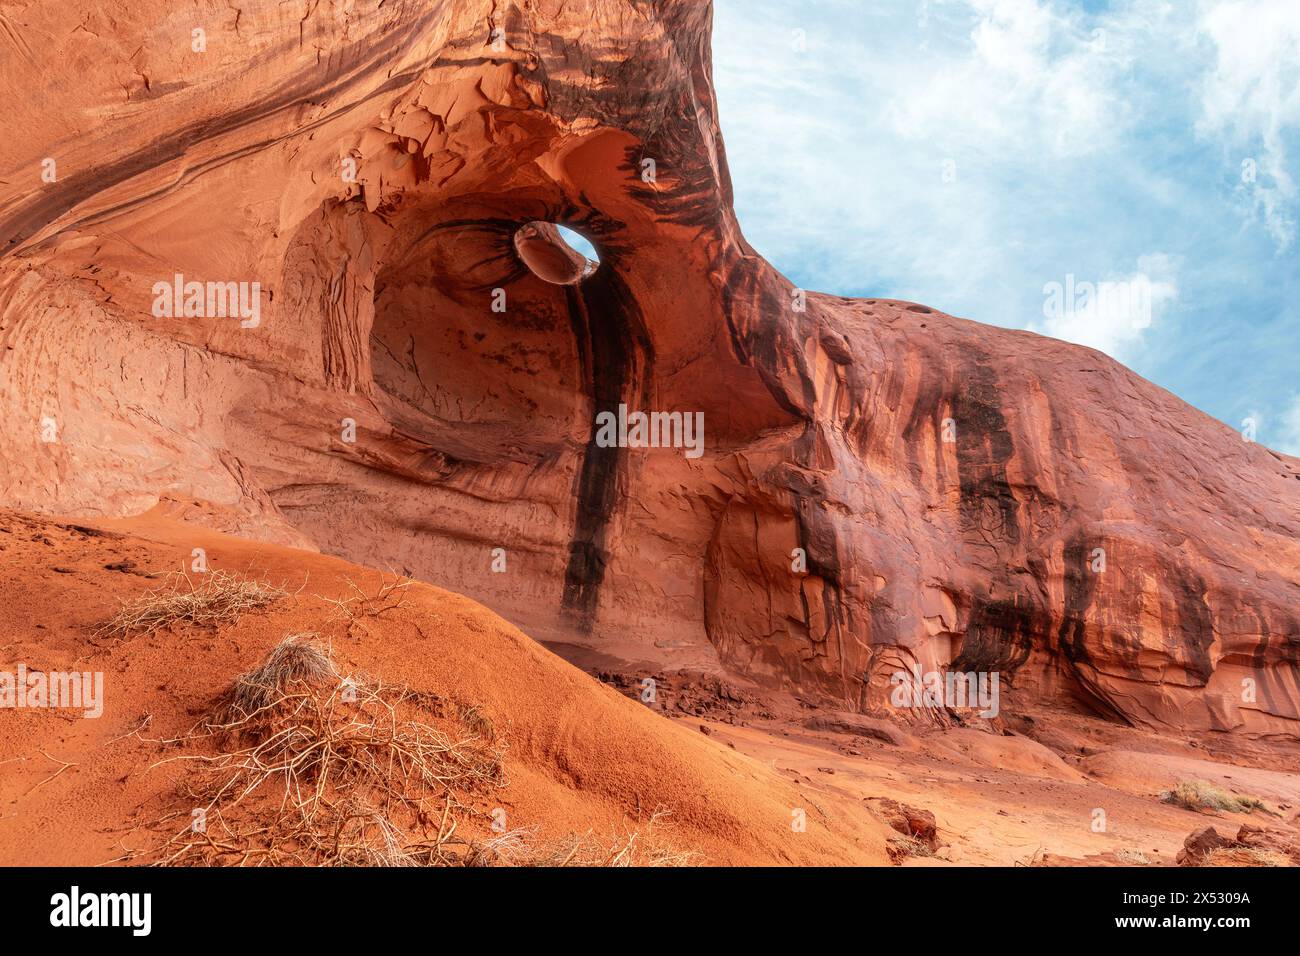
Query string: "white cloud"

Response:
xmin=711 ymin=0 xmax=1290 ymax=399
xmin=1275 ymin=394 xmax=1300 ymax=455
xmin=711 ymin=0 xmax=1142 ymax=310
xmin=883 ymin=0 xmax=1124 ymax=158
xmin=711 ymin=0 xmax=1187 ymax=310
xmin=1196 ymin=0 xmax=1300 ymax=250
xmin=1028 ymin=253 xmax=1179 ymax=359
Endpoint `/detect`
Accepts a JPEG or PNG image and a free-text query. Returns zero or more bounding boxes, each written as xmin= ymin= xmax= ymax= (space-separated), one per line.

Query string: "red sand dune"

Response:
xmin=0 ymin=509 xmax=892 ymax=865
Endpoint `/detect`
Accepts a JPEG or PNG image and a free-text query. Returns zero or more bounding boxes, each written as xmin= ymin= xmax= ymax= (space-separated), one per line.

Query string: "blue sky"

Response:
xmin=711 ymin=0 xmax=1300 ymax=453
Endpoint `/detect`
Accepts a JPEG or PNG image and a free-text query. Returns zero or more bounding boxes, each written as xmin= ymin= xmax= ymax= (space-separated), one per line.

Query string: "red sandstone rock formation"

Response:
xmin=2 ymin=1 xmax=1297 ymax=735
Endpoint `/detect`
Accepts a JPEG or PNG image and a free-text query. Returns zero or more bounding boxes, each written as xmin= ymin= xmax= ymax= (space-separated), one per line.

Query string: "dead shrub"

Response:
xmin=1161 ymin=780 xmax=1274 ymax=816
xmin=886 ymin=834 xmax=936 ymax=862
xmin=1203 ymin=847 xmax=1290 ymax=867
xmin=135 ymin=636 xmax=693 ymax=867
xmin=221 ymin=633 xmax=334 ymax=722
xmin=98 ymin=569 xmax=286 ymax=638
xmin=141 ymin=636 xmax=504 ymax=866
xmin=481 ymin=808 xmax=696 ymax=867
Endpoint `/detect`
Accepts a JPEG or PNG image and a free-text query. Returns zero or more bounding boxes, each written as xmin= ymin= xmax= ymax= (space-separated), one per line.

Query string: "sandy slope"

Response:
xmin=701 ymin=721 xmax=1297 ymax=866
xmin=3 ymin=505 xmax=1297 ymax=867
xmin=0 ymin=507 xmax=890 ymax=866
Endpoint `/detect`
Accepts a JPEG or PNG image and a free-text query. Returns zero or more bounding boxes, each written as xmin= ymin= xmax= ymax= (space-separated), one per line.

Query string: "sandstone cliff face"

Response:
xmin=2 ymin=1 xmax=1297 ymax=735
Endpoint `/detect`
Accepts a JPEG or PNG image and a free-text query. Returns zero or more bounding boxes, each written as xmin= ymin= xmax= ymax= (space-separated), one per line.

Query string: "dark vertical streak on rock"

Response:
xmin=560 ymin=266 xmax=651 ymax=631
xmin=1058 ymin=535 xmax=1133 ymax=723
xmin=1170 ymin=567 xmax=1215 ymax=685
xmin=951 ymin=596 xmax=1037 ymax=677
xmin=953 ymin=357 xmax=1020 ymax=546
xmin=792 ymin=483 xmax=850 ymax=691
xmin=717 ymin=255 xmax=814 ymax=421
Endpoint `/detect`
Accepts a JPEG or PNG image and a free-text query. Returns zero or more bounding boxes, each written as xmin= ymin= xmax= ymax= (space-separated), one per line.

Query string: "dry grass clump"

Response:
xmin=221 ymin=634 xmax=334 ymax=721
xmin=1203 ymin=846 xmax=1290 ymax=867
xmin=1161 ymin=780 xmax=1274 ymax=816
xmin=124 ymin=570 xmax=709 ymax=868
xmin=886 ymin=834 xmax=936 ymax=861
xmin=140 ymin=636 xmax=695 ymax=867
xmin=145 ymin=634 xmax=506 ymax=866
xmin=1114 ymin=848 xmax=1152 ymax=866
xmin=507 ymin=809 xmax=697 ymax=867
xmin=98 ymin=569 xmax=286 ymax=638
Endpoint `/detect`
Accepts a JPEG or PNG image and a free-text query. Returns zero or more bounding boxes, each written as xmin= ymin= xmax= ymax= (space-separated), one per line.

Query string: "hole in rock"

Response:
xmin=513 ymin=221 xmax=600 ymax=285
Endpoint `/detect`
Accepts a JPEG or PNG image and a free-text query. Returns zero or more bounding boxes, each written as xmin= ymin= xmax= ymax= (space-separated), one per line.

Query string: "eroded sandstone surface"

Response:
xmin=2 ymin=1 xmax=1297 ymax=735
